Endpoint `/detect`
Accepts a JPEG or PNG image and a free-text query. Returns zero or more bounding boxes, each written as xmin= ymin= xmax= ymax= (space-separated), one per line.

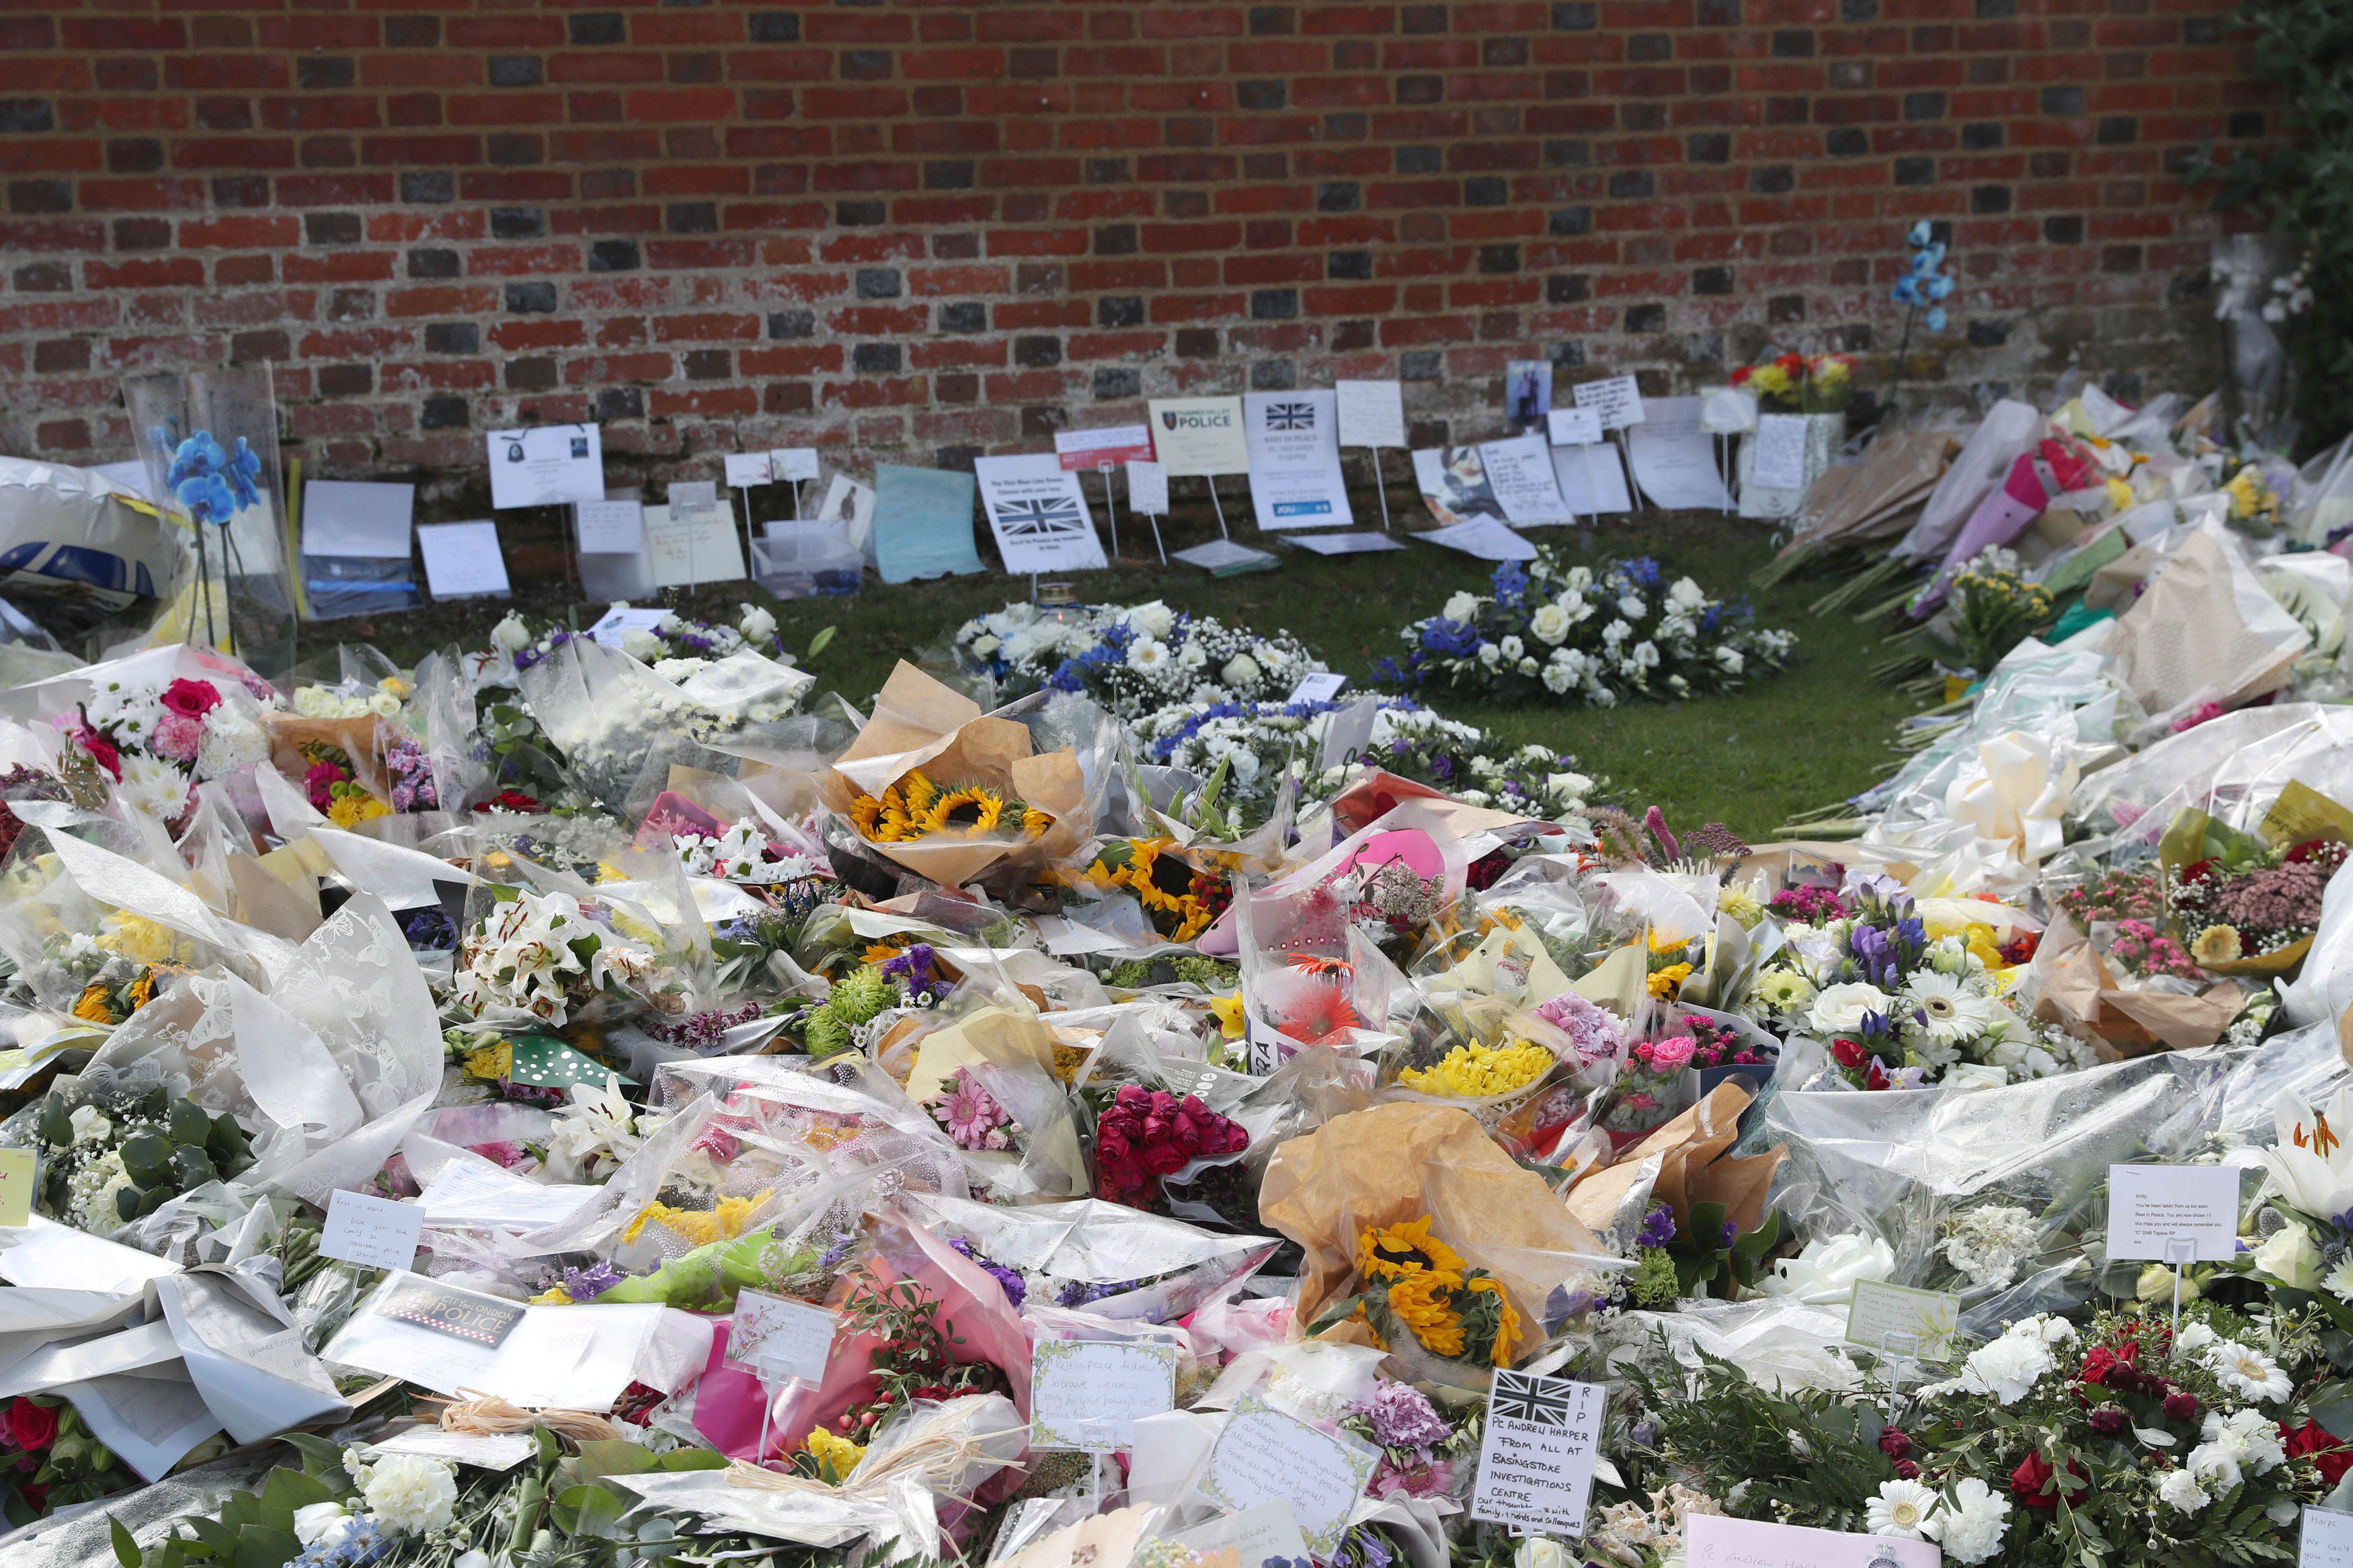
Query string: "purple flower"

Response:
xmin=946 ymin=1236 xmax=1027 ymax=1307
xmin=1719 ymin=1219 xmax=1737 ymax=1247
xmin=1636 ymin=1202 xmax=1676 ymax=1249
xmin=560 ymin=1260 xmax=625 ymax=1302
xmin=1359 ymin=1381 xmax=1449 ymax=1453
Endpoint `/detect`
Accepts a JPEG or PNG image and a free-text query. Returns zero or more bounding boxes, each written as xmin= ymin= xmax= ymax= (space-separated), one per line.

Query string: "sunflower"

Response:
xmin=1464 ymin=1274 xmax=1521 ymax=1366
xmin=1355 ymin=1215 xmax=1466 ymax=1288
xmin=848 ymin=792 xmax=883 ymax=838
xmin=1102 ymin=839 xmax=1219 ymax=940
xmin=124 ymin=970 xmax=158 ymax=1012
xmin=71 ymin=983 xmax=118 ymax=1026
xmin=1020 ymin=806 xmax=1051 ymax=839
xmin=920 ymin=784 xmax=1008 ymax=837
xmin=1386 ymin=1272 xmax=1466 ymax=1357
xmin=901 ymin=770 xmax=941 ymax=818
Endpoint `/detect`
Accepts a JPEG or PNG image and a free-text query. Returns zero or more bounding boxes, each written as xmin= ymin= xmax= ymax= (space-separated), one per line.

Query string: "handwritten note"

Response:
xmin=1029 ymin=1339 xmax=1179 ymax=1451
xmin=486 ymin=425 xmax=604 ymax=509
xmin=1684 ymin=1514 xmax=1942 ymax=1567
xmin=1170 ymin=1501 xmax=1310 ymax=1568
xmin=576 ymin=499 xmax=644 ymax=554
xmin=2108 ymin=1164 xmax=2243 ymax=1262
xmin=1470 ymin=1370 xmax=1605 ymax=1534
xmin=320 ymin=1189 xmax=423 ymax=1273
xmin=1751 ymin=413 xmax=1812 ymax=491
xmin=1126 ymin=459 xmax=1170 ymax=516
xmin=1335 ymin=379 xmax=1407 ymax=449
xmin=728 ymin=1288 xmax=840 ymax=1384
xmin=1547 ymin=407 xmax=1603 ymax=446
xmin=2303 ymin=1504 xmax=2353 ymax=1566
xmin=416 ymin=521 xmax=510 ymax=600
xmin=1572 ymin=375 xmax=1646 ymax=430
xmin=1054 ymin=425 xmax=1155 ymax=470
xmin=1197 ymin=1394 xmax=1378 ymax=1556
xmin=1844 ymin=1280 xmax=1962 ymax=1363
xmin=770 ymin=448 xmax=822 ymax=483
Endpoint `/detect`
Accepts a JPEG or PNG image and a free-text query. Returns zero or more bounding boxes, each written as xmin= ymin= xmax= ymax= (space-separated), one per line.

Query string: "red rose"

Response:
xmin=6 ymin=1399 xmax=56 ymax=1452
xmin=159 ymin=678 xmax=221 ymax=718
xmin=2285 ymin=1421 xmax=2353 ymax=1487
xmin=72 ymin=728 xmax=121 ymax=781
xmin=1142 ymin=1138 xmax=1189 ymax=1176
xmin=1831 ymin=1038 xmax=1867 ymax=1070
xmin=2080 ymin=1344 xmax=2138 ymax=1387
xmin=17 ymin=1483 xmax=46 ymax=1514
xmin=2010 ymin=1452 xmax=2087 ymax=1510
xmin=1096 ymin=1129 xmax=1133 ymax=1168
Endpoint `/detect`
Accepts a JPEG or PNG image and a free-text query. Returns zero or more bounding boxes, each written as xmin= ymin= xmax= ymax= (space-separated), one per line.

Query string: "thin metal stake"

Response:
xmin=1369 ymin=446 xmax=1392 ymax=532
xmin=2167 ymin=1235 xmax=2198 ymax=1344
xmin=1207 ymin=477 xmax=1230 ymax=540
xmin=1099 ymin=461 xmax=1119 ymax=560
xmin=1881 ymin=1330 xmax=1920 ymax=1423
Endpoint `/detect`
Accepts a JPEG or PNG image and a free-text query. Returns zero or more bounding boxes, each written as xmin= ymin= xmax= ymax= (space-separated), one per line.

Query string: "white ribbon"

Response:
xmin=1942 ymin=728 xmax=2079 ymax=868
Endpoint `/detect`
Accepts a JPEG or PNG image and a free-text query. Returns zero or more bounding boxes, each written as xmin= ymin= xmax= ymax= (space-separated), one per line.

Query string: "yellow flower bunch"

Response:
xmin=99 ymin=911 xmax=199 ymax=966
xmin=2225 ymin=464 xmax=2279 ymax=525
xmin=327 ymin=790 xmax=390 ymax=830
xmin=1398 ymin=1038 xmax=1554 ymax=1098
xmin=801 ymin=1426 xmax=865 ymax=1485
xmin=849 ymin=769 xmax=1049 ymax=844
xmin=622 ymin=1192 xmax=769 ymax=1247
xmin=1746 ymin=362 xmax=1792 ymax=397
xmin=1207 ymin=992 xmax=1246 ymax=1040
xmin=464 ymin=1041 xmax=514 ymax=1080
xmin=1647 ymin=962 xmax=1693 ymax=998
xmin=1087 ymin=838 xmax=1220 ymax=941
xmin=71 ymin=983 xmax=117 ymax=1025
xmin=1349 ymin=1214 xmax=1521 ymax=1366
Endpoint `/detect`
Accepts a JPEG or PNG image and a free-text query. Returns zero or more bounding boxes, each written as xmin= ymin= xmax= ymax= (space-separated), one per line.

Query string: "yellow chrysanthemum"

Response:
xmin=1355 ymin=1216 xmax=1466 ymax=1288
xmin=71 ymin=983 xmax=116 ymax=1025
xmin=1387 ymin=1272 xmax=1466 ymax=1357
xmin=623 ymin=1192 xmax=768 ymax=1248
xmin=529 ymin=1285 xmax=575 ymax=1305
xmin=1647 ymin=962 xmax=1693 ymax=998
xmin=465 ymin=1042 xmax=514 ymax=1080
xmin=920 ymin=784 xmax=1007 ymax=837
xmin=1207 ymin=993 xmax=1246 ymax=1040
xmin=595 ymin=862 xmax=628 ymax=885
xmin=1398 ymin=1039 xmax=1554 ymax=1099
xmin=2192 ymin=924 xmax=2243 ymax=966
xmin=99 ymin=911 xmax=198 ymax=966
xmin=1466 ymin=1275 xmax=1520 ymax=1366
xmin=802 ymin=1426 xmax=865 ymax=1485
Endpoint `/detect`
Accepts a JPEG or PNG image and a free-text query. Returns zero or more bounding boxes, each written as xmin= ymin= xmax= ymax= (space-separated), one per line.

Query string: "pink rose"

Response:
xmin=1646 ymin=1036 xmax=1697 ymax=1072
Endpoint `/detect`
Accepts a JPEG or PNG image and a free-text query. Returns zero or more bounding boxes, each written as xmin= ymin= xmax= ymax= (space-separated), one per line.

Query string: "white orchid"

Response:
xmin=2260 ymin=1084 xmax=2353 ymax=1221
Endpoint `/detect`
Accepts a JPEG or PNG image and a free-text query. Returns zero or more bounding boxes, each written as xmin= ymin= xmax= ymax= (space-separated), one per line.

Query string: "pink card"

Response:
xmin=1345 ymin=828 xmax=1442 ymax=880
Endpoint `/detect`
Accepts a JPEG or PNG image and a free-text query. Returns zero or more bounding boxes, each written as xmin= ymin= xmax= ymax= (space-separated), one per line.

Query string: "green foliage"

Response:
xmin=2190 ymin=0 xmax=2353 ymax=444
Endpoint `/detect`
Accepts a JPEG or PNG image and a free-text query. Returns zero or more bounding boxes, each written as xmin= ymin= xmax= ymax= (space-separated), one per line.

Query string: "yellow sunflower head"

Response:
xmin=71 ymin=983 xmax=116 ymax=1025
xmin=921 ymin=784 xmax=1007 ymax=837
xmin=848 ymin=793 xmax=883 ymax=837
xmin=1466 ymin=1274 xmax=1521 ymax=1366
xmin=901 ymin=770 xmax=940 ymax=816
xmin=1355 ymin=1215 xmax=1466 ymax=1288
xmin=1386 ymin=1272 xmax=1466 ymax=1357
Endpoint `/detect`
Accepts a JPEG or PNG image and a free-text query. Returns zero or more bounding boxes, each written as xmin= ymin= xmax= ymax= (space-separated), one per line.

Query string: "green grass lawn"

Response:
xmin=351 ymin=489 xmax=1926 ymax=840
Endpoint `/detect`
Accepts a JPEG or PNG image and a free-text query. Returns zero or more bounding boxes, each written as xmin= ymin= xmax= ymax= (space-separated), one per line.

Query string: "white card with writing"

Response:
xmin=1751 ymin=413 xmax=1812 ymax=491
xmin=1844 ymin=1280 xmax=1962 ymax=1363
xmin=1197 ymin=1393 xmax=1378 ymax=1556
xmin=1030 ymin=1339 xmax=1179 ymax=1451
xmin=669 ymin=480 xmax=718 ymax=516
xmin=1551 ymin=441 xmax=1633 ymax=515
xmin=727 ymin=1288 xmax=839 ymax=1383
xmin=487 ymin=425 xmax=604 ymax=509
xmin=1169 ymin=1500 xmax=1311 ymax=1568
xmin=1289 ymin=671 xmax=1347 ymax=704
xmin=1572 ymin=375 xmax=1646 ymax=430
xmin=975 ymin=452 xmax=1108 ymax=573
xmin=1148 ymin=396 xmax=1250 ymax=477
xmin=724 ymin=452 xmax=773 ymax=489
xmin=1470 ymin=1370 xmax=1605 ymax=1534
xmin=1319 ymin=695 xmax=1379 ymax=772
xmin=2108 ymin=1163 xmax=2242 ymax=1262
xmin=1335 ymin=378 xmax=1407 ymax=448
xmin=642 ymin=503 xmax=747 ymax=588
xmin=1627 ymin=395 xmax=1737 ymax=510
xmin=1547 ymin=406 xmax=1603 ymax=446
xmin=1243 ymin=389 xmax=1353 ymax=531
xmin=575 ymin=498 xmax=644 ymax=554
xmin=1685 ymin=1514 xmax=1940 ymax=1567
xmin=319 ymin=1189 xmax=422 ymax=1274
xmin=417 ymin=521 xmax=511 ymax=600
xmin=1126 ymin=458 xmax=1170 ymax=516
xmin=1478 ymin=434 xmax=1575 ymax=525
xmin=587 ymin=604 xmax=669 ymax=649
xmin=2303 ymin=1504 xmax=2353 ymax=1567
xmin=771 ymin=448 xmax=822 ymax=483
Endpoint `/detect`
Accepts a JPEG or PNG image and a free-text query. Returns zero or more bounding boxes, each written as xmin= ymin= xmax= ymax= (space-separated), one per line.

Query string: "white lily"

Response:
xmin=2260 ymin=1083 xmax=2353 ymax=1221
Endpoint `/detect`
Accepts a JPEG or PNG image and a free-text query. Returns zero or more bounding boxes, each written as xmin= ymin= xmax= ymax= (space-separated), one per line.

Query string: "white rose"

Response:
xmin=368 ymin=690 xmax=402 ymax=717
xmin=737 ymin=603 xmax=777 ymax=643
xmin=1125 ymin=600 xmax=1175 ymax=640
xmin=1808 ymin=981 xmax=1893 ymax=1034
xmin=1220 ymin=655 xmax=1261 ymax=688
xmin=292 ymin=1501 xmax=355 ymax=1548
xmin=972 ymin=634 xmax=1000 ymax=657
xmin=1669 ymin=576 xmax=1706 ymax=610
xmin=292 ymin=686 xmax=335 ymax=718
xmin=621 ymin=627 xmax=664 ymax=662
xmin=1442 ymin=591 xmax=1482 ymax=624
xmin=1529 ymin=602 xmax=1572 ymax=645
xmin=1946 ymin=1063 xmax=2010 ymax=1090
xmin=1546 ymin=771 xmax=1591 ymax=797
xmin=2252 ymin=1221 xmax=2321 ymax=1290
xmin=1499 ymin=634 xmax=1525 ymax=660
xmin=68 ymin=1106 xmax=110 ymax=1145
xmin=1514 ymin=1538 xmax=1571 ymax=1568
xmin=1618 ymin=593 xmax=1646 ymax=618
xmin=490 ymin=613 xmax=532 ymax=653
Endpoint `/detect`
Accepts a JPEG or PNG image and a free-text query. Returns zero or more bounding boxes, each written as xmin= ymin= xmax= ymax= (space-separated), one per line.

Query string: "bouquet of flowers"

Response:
xmin=2170 ymin=832 xmax=2345 ymax=966
xmin=1074 ymin=837 xmax=1231 ymax=943
xmin=1728 ymin=349 xmax=1855 ymax=413
xmin=6 ymin=1082 xmax=254 ymax=1235
xmin=953 ymin=598 xmax=1323 ymax=720
xmin=58 ymin=653 xmax=280 ymax=825
xmin=1090 ymin=1082 xmax=1250 ymax=1212
xmin=1337 ymin=1374 xmax=1484 ymax=1505
xmin=1616 ymin=1303 xmax=2325 ymax=1567
xmin=1917 ymin=548 xmax=2059 ymax=679
xmin=1378 ymin=553 xmax=1795 ymax=708
xmin=1307 ymin=1214 xmax=1524 ymax=1370
xmin=451 ymin=886 xmax=663 ymax=1027
xmin=0 ymin=1395 xmax=138 ymax=1526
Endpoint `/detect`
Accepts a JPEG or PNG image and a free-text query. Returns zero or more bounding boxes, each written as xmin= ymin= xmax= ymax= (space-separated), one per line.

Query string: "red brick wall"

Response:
xmin=0 ymin=0 xmax=2260 ymax=489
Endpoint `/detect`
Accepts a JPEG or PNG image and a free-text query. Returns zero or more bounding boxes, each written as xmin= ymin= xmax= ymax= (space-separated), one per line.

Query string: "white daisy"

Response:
xmin=1866 ymin=1479 xmax=1938 ymax=1538
xmin=2206 ymin=1340 xmax=2292 ymax=1403
xmin=1901 ymin=970 xmax=1991 ymax=1044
